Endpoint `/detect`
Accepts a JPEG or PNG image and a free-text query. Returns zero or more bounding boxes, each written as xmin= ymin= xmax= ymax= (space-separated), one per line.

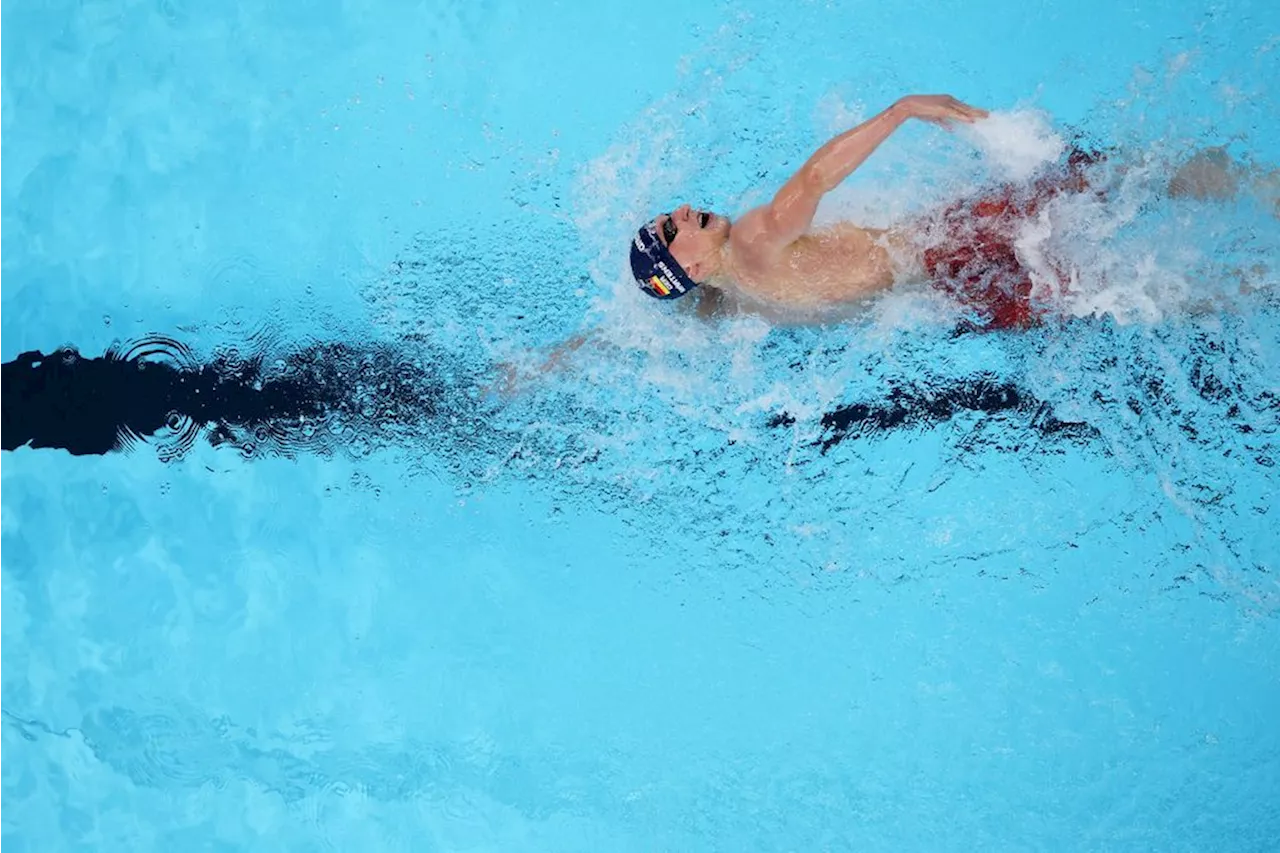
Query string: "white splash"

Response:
xmin=963 ymin=109 xmax=1066 ymax=182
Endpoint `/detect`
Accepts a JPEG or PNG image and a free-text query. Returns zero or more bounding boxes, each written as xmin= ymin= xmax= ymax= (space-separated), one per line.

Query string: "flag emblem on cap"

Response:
xmin=649 ymin=275 xmax=670 ymax=296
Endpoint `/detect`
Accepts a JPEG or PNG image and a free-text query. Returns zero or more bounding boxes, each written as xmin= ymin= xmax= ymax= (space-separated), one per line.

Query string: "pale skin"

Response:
xmin=490 ymin=94 xmax=1277 ymax=394
xmin=659 ymin=94 xmax=986 ymax=320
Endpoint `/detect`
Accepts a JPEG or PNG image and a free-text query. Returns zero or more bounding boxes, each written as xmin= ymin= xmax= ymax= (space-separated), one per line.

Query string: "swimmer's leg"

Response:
xmin=1169 ymin=147 xmax=1280 ymax=215
xmin=1168 ymin=147 xmax=1241 ymax=200
xmin=1251 ymin=169 xmax=1280 ymax=217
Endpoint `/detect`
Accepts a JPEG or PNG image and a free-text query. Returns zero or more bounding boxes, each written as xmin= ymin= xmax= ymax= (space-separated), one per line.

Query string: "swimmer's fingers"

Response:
xmin=949 ymin=98 xmax=989 ymax=122
xmin=934 ymin=101 xmax=988 ymax=125
xmin=923 ymin=113 xmax=960 ymax=129
xmin=935 ymin=94 xmax=988 ymax=121
xmin=901 ymin=94 xmax=988 ymax=125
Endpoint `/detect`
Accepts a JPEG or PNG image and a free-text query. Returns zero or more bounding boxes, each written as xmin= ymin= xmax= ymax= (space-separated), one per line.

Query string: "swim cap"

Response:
xmin=629 ymin=223 xmax=699 ymax=300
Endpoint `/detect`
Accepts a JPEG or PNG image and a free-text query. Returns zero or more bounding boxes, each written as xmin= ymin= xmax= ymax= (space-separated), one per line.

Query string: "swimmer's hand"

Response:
xmin=482 ymin=362 xmax=522 ymax=401
xmin=482 ymin=330 xmax=601 ymax=401
xmin=897 ymin=94 xmax=988 ymax=128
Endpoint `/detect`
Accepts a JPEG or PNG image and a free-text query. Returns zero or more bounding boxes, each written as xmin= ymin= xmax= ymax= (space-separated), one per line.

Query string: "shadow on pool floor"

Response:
xmin=2 ymin=333 xmax=1096 ymax=461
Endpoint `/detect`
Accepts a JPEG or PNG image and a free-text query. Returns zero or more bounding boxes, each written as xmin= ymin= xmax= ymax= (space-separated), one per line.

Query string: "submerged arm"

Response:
xmin=487 ymin=330 xmax=598 ymax=398
xmin=487 ymin=289 xmax=733 ymax=398
xmin=746 ymin=94 xmax=987 ymax=252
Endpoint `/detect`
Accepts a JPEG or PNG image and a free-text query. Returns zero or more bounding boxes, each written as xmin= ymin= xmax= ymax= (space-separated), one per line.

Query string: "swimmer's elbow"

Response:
xmin=782 ymin=163 xmax=827 ymax=201
xmin=803 ymin=161 xmax=841 ymax=195
xmin=765 ymin=175 xmax=822 ymax=244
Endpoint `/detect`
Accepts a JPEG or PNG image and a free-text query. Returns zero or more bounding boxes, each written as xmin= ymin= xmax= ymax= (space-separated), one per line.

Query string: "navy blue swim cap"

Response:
xmin=629 ymin=223 xmax=699 ymax=300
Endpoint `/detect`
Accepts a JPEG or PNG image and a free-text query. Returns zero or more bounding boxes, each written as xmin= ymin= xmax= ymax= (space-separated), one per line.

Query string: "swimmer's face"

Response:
xmin=655 ymin=203 xmax=730 ymax=283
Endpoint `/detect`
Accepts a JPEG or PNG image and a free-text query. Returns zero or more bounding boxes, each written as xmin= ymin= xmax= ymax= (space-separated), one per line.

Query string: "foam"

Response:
xmin=962 ymin=109 xmax=1067 ymax=183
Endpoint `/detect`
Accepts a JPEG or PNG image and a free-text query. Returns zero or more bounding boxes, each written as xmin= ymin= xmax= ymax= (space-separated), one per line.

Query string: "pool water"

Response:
xmin=4 ymin=0 xmax=1280 ymax=850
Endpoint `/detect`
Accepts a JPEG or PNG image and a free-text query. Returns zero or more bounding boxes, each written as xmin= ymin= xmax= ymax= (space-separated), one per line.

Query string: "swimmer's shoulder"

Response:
xmin=727 ymin=206 xmax=776 ymax=261
xmin=726 ymin=206 xmax=793 ymax=290
xmin=672 ymin=283 xmax=735 ymax=321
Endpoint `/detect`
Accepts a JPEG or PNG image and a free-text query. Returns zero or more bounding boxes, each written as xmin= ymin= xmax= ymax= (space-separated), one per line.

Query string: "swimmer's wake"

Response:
xmin=1 ymin=334 xmax=1096 ymax=461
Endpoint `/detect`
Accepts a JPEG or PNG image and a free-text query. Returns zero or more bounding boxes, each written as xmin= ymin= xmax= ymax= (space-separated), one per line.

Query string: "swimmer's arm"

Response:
xmin=539 ymin=331 xmax=597 ymax=372
xmin=487 ymin=297 xmax=728 ymax=398
xmin=487 ymin=329 xmax=605 ymax=398
xmin=745 ymin=95 xmax=987 ymax=251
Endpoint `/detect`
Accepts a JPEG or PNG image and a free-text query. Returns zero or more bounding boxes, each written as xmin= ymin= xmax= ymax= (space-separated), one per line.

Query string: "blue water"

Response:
xmin=4 ymin=1 xmax=1280 ymax=850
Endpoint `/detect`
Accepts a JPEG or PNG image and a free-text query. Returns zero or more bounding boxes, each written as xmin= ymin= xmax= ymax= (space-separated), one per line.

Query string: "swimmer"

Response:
xmin=491 ymin=94 xmax=1277 ymax=394
xmin=629 ymin=94 xmax=990 ymax=322
xmin=629 ymin=96 xmax=1279 ymax=331
xmin=493 ymin=94 xmax=989 ymax=396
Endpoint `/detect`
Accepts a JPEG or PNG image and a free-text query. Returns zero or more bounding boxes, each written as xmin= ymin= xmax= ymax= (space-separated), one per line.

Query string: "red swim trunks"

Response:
xmin=922 ymin=149 xmax=1100 ymax=330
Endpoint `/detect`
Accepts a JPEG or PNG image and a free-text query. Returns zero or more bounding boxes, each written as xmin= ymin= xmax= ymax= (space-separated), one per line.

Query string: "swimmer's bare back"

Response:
xmin=716 ymin=95 xmax=986 ymax=312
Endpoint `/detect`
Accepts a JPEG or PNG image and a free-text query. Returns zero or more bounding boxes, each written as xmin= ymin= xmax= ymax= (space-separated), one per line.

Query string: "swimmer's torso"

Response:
xmin=719 ymin=221 xmax=914 ymax=315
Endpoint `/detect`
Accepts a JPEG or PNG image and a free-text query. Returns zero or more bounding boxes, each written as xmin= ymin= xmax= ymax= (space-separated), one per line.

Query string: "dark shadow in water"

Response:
xmin=1 ymin=336 xmax=486 ymax=460
xmin=770 ymin=374 xmax=1098 ymax=452
xmin=2 ymin=335 xmax=1102 ymax=462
